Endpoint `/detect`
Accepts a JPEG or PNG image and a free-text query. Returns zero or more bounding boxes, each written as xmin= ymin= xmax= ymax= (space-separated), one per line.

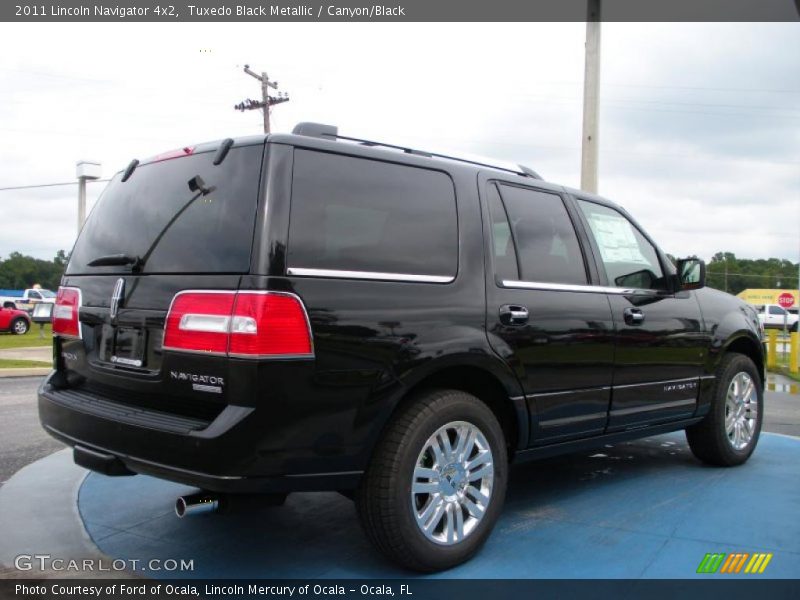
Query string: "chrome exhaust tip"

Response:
xmin=175 ymin=492 xmax=220 ymax=518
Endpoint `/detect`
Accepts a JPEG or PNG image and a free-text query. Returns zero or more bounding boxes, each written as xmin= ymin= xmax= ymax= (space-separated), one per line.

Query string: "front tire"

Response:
xmin=356 ymin=389 xmax=508 ymax=572
xmin=11 ymin=318 xmax=29 ymax=335
xmin=686 ymin=353 xmax=763 ymax=466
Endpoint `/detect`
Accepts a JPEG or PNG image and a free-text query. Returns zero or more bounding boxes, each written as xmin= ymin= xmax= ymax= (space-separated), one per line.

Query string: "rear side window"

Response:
xmin=287 ymin=150 xmax=457 ymax=278
xmin=487 ymin=184 xmax=519 ymax=281
xmin=495 ymin=184 xmax=587 ymax=285
xmin=69 ymin=145 xmax=264 ymax=274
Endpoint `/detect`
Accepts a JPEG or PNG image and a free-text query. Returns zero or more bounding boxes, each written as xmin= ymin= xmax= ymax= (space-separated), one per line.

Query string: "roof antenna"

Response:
xmin=292 ymin=122 xmax=338 ymax=139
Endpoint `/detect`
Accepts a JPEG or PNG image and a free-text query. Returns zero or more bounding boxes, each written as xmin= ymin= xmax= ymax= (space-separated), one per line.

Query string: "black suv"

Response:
xmin=39 ymin=123 xmax=765 ymax=572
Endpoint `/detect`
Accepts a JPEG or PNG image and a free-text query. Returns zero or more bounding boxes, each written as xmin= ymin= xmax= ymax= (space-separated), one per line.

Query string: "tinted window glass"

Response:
xmin=578 ymin=200 xmax=665 ymax=290
xmin=769 ymin=306 xmax=785 ymax=315
xmin=497 ymin=185 xmax=587 ymax=285
xmin=288 ymin=150 xmax=457 ymax=278
xmin=69 ymin=145 xmax=263 ymax=274
xmin=487 ymin=183 xmax=519 ymax=281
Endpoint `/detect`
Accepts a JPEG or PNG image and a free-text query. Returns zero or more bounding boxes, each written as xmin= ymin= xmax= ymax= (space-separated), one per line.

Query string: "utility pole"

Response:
xmin=235 ymin=65 xmax=290 ymax=134
xmin=724 ymin=258 xmax=729 ymax=292
xmin=580 ymin=0 xmax=601 ymax=193
xmin=75 ymin=160 xmax=101 ymax=235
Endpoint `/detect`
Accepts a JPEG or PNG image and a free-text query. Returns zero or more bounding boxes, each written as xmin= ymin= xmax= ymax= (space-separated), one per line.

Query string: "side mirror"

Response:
xmin=676 ymin=257 xmax=706 ymax=291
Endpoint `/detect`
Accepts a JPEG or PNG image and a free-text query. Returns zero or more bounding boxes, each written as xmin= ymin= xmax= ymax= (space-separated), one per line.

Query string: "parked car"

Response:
xmin=0 ymin=287 xmax=57 ymax=311
xmin=38 ymin=123 xmax=765 ymax=572
xmin=0 ymin=306 xmax=31 ymax=335
xmin=754 ymin=304 xmax=799 ymax=331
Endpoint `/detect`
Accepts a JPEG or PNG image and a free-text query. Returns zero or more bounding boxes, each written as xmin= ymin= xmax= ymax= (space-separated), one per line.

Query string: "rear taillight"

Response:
xmin=52 ymin=287 xmax=82 ymax=339
xmin=163 ymin=291 xmax=236 ymax=355
xmin=229 ymin=293 xmax=313 ymax=357
xmin=163 ymin=291 xmax=313 ymax=358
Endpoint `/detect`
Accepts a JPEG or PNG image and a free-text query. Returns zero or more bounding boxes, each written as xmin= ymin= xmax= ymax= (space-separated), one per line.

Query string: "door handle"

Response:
xmin=624 ymin=307 xmax=645 ymax=325
xmin=500 ymin=305 xmax=529 ymax=326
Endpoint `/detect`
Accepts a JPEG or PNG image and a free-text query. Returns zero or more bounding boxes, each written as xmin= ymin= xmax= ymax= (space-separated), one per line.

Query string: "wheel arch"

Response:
xmin=721 ymin=332 xmax=765 ymax=387
xmin=391 ymin=356 xmax=528 ymax=459
xmin=697 ymin=330 xmax=765 ymax=419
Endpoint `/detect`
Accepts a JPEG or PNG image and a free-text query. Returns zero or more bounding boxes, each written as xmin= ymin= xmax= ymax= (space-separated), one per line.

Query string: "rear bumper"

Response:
xmin=37 ymin=373 xmax=362 ymax=493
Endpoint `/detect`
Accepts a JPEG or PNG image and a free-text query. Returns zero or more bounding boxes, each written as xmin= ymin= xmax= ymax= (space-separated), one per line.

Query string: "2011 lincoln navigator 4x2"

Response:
xmin=39 ymin=123 xmax=765 ymax=572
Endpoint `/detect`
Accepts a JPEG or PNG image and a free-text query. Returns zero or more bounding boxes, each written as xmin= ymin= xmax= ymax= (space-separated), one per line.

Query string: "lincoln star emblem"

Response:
xmin=110 ymin=278 xmax=125 ymax=320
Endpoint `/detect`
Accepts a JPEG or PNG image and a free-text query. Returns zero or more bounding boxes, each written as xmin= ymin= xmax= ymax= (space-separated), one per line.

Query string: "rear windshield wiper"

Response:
xmin=87 ymin=253 xmax=143 ymax=270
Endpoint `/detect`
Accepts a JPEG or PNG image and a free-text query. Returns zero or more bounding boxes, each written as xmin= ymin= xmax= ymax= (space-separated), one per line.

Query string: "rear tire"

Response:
xmin=685 ymin=353 xmax=762 ymax=466
xmin=11 ymin=318 xmax=29 ymax=335
xmin=356 ymin=389 xmax=507 ymax=572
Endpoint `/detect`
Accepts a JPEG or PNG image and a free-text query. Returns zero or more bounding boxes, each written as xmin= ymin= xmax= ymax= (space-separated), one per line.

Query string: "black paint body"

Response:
xmin=38 ymin=133 xmax=765 ymax=492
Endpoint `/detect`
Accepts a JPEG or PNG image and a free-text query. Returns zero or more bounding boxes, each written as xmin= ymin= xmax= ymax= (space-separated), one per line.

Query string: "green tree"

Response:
xmin=706 ymin=252 xmax=799 ymax=295
xmin=0 ymin=251 xmax=69 ymax=291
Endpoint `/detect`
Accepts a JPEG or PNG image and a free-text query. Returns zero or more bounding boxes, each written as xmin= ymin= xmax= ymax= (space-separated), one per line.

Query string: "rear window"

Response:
xmin=287 ymin=149 xmax=457 ymax=278
xmin=68 ymin=144 xmax=264 ymax=274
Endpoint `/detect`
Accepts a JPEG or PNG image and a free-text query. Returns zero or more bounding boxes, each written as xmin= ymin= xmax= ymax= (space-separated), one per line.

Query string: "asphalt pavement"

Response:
xmin=0 ymin=376 xmax=64 ymax=488
xmin=0 ymin=372 xmax=797 ymax=490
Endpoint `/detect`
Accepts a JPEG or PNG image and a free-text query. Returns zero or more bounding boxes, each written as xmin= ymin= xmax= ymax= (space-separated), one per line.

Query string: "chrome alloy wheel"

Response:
xmin=13 ymin=319 xmax=27 ymax=334
xmin=725 ymin=372 xmax=758 ymax=451
xmin=411 ymin=420 xmax=494 ymax=546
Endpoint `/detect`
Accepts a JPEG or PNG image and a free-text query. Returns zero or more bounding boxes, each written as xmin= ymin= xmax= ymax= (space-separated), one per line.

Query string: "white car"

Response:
xmin=755 ymin=304 xmax=799 ymax=331
xmin=0 ymin=288 xmax=56 ymax=311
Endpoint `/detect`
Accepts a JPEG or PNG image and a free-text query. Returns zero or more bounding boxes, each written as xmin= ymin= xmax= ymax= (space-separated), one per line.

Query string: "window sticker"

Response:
xmin=587 ymin=213 xmax=649 ymax=265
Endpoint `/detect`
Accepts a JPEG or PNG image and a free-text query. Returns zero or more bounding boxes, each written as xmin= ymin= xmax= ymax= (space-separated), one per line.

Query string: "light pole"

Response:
xmin=580 ymin=0 xmax=601 ymax=194
xmin=76 ymin=160 xmax=101 ymax=235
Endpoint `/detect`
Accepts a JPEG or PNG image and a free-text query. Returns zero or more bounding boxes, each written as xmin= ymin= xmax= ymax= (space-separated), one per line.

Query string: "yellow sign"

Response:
xmin=737 ymin=289 xmax=798 ymax=306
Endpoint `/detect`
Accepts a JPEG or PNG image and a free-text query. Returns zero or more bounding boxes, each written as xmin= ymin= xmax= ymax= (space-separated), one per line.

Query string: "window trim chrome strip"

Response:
xmin=287 ymin=267 xmax=455 ymax=284
xmin=501 ymin=279 xmax=658 ymax=295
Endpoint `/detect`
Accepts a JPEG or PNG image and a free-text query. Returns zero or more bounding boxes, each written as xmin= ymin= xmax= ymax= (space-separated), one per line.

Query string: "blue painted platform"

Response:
xmin=78 ymin=432 xmax=800 ymax=579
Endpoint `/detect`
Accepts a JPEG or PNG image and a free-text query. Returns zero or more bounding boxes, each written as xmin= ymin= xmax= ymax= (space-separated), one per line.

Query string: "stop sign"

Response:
xmin=777 ymin=292 xmax=795 ymax=308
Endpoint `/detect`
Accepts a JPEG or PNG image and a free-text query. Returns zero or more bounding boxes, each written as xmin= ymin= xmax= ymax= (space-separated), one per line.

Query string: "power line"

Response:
xmin=707 ymin=271 xmax=799 ymax=280
xmin=0 ymin=180 xmax=110 ymax=192
xmin=542 ymin=80 xmax=800 ymax=95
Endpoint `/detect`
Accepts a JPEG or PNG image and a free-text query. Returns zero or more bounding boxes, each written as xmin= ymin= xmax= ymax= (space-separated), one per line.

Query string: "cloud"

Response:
xmin=0 ymin=22 xmax=797 ymax=264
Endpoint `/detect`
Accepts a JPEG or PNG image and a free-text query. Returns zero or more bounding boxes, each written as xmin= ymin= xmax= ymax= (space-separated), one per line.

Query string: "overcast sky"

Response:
xmin=0 ymin=22 xmax=798 ymax=264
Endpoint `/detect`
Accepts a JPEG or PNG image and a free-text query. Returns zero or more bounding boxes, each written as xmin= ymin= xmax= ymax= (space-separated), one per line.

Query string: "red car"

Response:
xmin=0 ymin=306 xmax=30 ymax=335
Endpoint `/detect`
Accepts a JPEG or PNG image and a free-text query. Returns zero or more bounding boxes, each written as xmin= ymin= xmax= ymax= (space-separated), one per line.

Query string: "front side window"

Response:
xmin=769 ymin=306 xmax=786 ymax=316
xmin=496 ymin=184 xmax=587 ymax=285
xmin=578 ymin=200 xmax=665 ymax=290
xmin=288 ymin=150 xmax=458 ymax=278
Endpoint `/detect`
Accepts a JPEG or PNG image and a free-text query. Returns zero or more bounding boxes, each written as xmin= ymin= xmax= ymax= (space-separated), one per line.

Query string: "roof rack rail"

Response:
xmin=291 ymin=122 xmax=543 ymax=180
